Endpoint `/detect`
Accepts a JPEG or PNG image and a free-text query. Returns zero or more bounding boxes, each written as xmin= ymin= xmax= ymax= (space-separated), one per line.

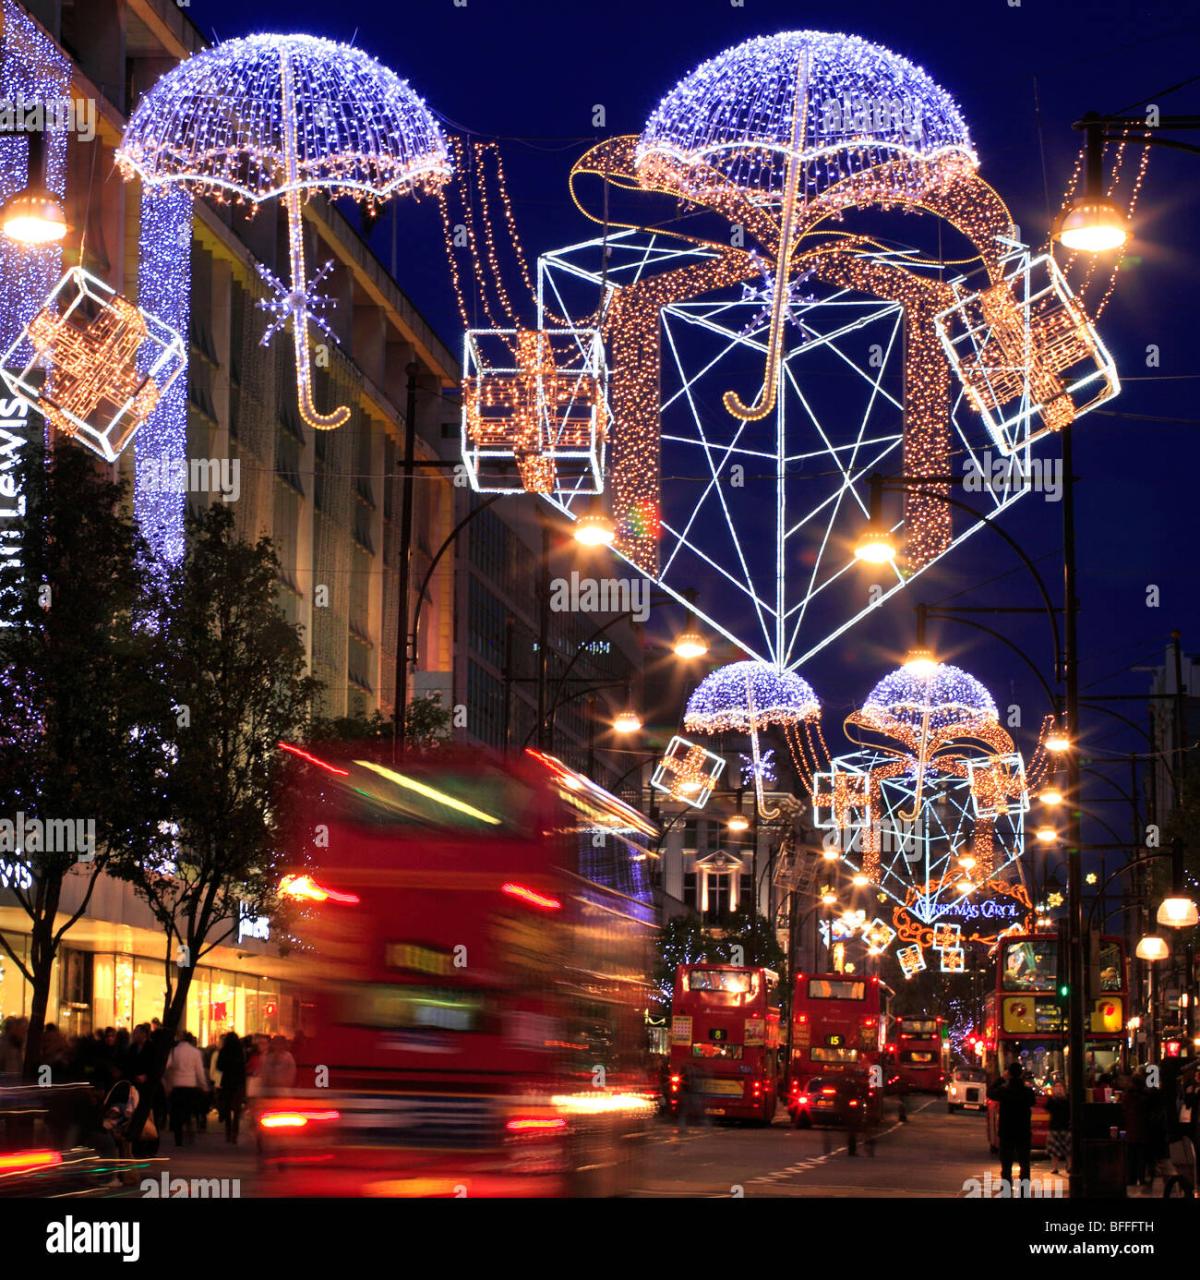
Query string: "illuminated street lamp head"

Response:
xmin=1157 ymin=895 xmax=1200 ymax=929
xmin=1039 ymin=783 xmax=1065 ymax=807
xmin=901 ymin=647 xmax=938 ymax=678
xmin=853 ymin=525 xmax=897 ymax=566
xmin=677 ymin=778 xmax=703 ymax=796
xmin=573 ymin=511 xmax=616 ymax=547
xmin=1044 ymin=731 xmax=1071 ymax=754
xmin=957 ymin=853 xmax=977 ymax=871
xmin=1135 ymin=934 xmax=1169 ymax=962
xmin=820 ymin=890 xmax=837 ymax=906
xmin=851 ymin=872 xmax=869 ymax=888
xmin=673 ymin=629 xmax=707 ymax=660
xmin=1054 ymin=196 xmax=1128 ymax=253
xmin=726 ymin=813 xmax=750 ymax=833
xmin=612 ymin=709 xmax=642 ymax=734
xmin=0 ymin=187 xmax=68 ymax=245
xmin=955 ymin=877 xmax=975 ymax=896
xmin=820 ymin=845 xmax=840 ymax=862
xmin=1035 ymin=825 xmax=1059 ymax=845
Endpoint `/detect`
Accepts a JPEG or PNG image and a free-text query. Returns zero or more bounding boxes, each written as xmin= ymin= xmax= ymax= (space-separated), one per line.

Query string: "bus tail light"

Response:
xmin=501 ymin=882 xmax=562 ymax=911
xmin=505 ymin=1111 xmax=569 ymax=1175
xmin=258 ymin=1108 xmax=341 ymax=1131
xmin=796 ymin=1094 xmax=809 ymax=1107
xmin=669 ymin=1073 xmax=682 ymax=1095
xmin=819 ymin=1087 xmax=837 ymax=1096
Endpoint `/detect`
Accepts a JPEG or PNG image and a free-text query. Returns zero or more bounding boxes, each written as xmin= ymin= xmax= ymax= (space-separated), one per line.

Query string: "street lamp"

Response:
xmin=0 ymin=130 xmax=68 ymax=247
xmin=901 ymin=646 xmax=938 ymax=678
xmin=853 ymin=526 xmax=897 ymax=565
xmin=672 ymin=629 xmax=707 ymax=660
xmin=1136 ymin=934 xmax=1169 ymax=962
xmin=612 ymin=709 xmax=642 ymax=734
xmin=1044 ymin=731 xmax=1071 ymax=754
xmin=726 ymin=813 xmax=750 ymax=834
xmin=573 ymin=510 xmax=616 ymax=548
xmin=1054 ymin=196 xmax=1127 ymax=253
xmin=1157 ymin=895 xmax=1200 ymax=929
xmin=1039 ymin=783 xmax=1065 ymax=807
xmin=1035 ymin=824 xmax=1059 ymax=845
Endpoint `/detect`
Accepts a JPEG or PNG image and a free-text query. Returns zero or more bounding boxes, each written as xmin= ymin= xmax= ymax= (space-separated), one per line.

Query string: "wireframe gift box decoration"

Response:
xmin=461 ymin=326 xmax=606 ymax=495
xmin=966 ymin=751 xmax=1029 ymax=819
xmin=0 ymin=267 xmax=186 ymax=463
xmin=897 ymin=943 xmax=927 ymax=979
xmin=650 ymin=734 xmax=725 ymax=809
xmin=934 ymin=250 xmax=1118 ymax=456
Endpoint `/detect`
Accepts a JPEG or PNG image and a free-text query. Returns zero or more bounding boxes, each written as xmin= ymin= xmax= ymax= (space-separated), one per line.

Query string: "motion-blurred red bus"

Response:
xmin=259 ymin=744 xmax=658 ymax=1197
xmin=786 ymin=972 xmax=891 ymax=1121
xmin=892 ymin=1016 xmax=947 ymax=1093
xmin=667 ymin=964 xmax=781 ymax=1124
xmin=983 ymin=931 xmax=1127 ymax=1153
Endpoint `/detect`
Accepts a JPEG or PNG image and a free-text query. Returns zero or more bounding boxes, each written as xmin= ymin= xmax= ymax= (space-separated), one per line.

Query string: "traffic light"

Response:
xmin=1058 ymin=982 xmax=1070 ymax=1000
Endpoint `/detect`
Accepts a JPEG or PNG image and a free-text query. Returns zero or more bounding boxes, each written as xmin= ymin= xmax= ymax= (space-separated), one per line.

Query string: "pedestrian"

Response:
xmin=1123 ymin=1070 xmax=1150 ymax=1189
xmin=164 ymin=1031 xmax=209 ymax=1147
xmin=988 ymin=1061 xmax=1036 ymax=1193
xmin=260 ymin=1034 xmax=297 ymax=1094
xmin=216 ymin=1031 xmax=248 ymax=1144
xmin=1046 ymin=1081 xmax=1070 ymax=1176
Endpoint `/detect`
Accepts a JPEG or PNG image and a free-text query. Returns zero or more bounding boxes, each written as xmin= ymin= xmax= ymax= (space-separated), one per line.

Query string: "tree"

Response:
xmin=123 ymin=505 xmax=318 ymax=1128
xmin=710 ymin=906 xmax=787 ymax=973
xmin=652 ymin=912 xmax=713 ymax=1011
xmin=0 ymin=444 xmax=173 ymax=1078
xmin=309 ymin=692 xmax=452 ymax=750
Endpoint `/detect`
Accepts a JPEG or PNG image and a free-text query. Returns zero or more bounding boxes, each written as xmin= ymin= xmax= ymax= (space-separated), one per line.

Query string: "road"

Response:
xmin=633 ymin=1095 xmax=1064 ymax=1197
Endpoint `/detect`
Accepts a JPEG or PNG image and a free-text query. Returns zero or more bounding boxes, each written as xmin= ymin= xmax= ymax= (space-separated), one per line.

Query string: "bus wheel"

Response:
xmin=947 ymin=1103 xmax=957 ymax=1114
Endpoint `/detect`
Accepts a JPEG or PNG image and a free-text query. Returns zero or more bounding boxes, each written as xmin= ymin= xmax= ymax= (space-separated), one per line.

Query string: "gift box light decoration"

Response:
xmin=0 ymin=267 xmax=185 ymax=462
xmin=897 ymin=943 xmax=927 ymax=980
xmin=932 ymin=921 xmax=962 ymax=952
xmin=939 ymin=947 xmax=966 ymax=973
xmin=117 ymin=33 xmax=451 ymax=431
xmin=651 ymin=734 xmax=726 ymax=809
xmin=863 ymin=918 xmax=897 ymax=953
xmin=965 ymin=751 xmax=1029 ymax=820
xmin=934 ymin=250 xmax=1119 ymax=456
xmin=461 ymin=326 xmax=607 ymax=496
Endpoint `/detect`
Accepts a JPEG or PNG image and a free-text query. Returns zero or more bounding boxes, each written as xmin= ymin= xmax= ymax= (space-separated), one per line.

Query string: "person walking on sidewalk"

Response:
xmin=216 ymin=1031 xmax=248 ymax=1144
xmin=1046 ymin=1081 xmax=1070 ymax=1176
xmin=988 ymin=1061 xmax=1036 ymax=1192
xmin=164 ymin=1032 xmax=209 ymax=1148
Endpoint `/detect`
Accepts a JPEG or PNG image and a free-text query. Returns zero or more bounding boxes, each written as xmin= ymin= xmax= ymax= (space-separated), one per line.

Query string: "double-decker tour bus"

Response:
xmin=892 ymin=1016 xmax=948 ymax=1093
xmin=785 ymin=972 xmax=892 ymax=1120
xmin=667 ymin=965 xmax=782 ymax=1123
xmin=259 ymin=744 xmax=659 ymax=1197
xmin=983 ymin=931 xmax=1128 ymax=1152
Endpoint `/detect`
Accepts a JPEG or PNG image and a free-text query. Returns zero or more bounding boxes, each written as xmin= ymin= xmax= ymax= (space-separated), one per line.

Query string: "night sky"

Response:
xmin=186 ymin=0 xmax=1198 ymax=862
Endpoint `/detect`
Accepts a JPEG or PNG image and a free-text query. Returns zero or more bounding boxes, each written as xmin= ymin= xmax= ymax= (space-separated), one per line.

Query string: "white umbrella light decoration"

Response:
xmin=684 ymin=659 xmax=820 ymax=816
xmin=118 ymin=34 xmax=451 ymax=429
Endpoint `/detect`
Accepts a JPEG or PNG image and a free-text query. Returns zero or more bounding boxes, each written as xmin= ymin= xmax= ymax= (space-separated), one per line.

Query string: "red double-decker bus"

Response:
xmin=892 ymin=1016 xmax=947 ymax=1093
xmin=786 ymin=972 xmax=891 ymax=1121
xmin=668 ymin=965 xmax=782 ymax=1124
xmin=983 ymin=931 xmax=1128 ymax=1152
xmin=259 ymin=745 xmax=659 ymax=1197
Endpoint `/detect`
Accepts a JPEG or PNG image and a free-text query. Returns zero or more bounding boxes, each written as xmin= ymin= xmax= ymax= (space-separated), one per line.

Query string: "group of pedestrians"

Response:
xmin=988 ymin=1059 xmax=1199 ymax=1196
xmin=1 ymin=1014 xmax=300 ymax=1154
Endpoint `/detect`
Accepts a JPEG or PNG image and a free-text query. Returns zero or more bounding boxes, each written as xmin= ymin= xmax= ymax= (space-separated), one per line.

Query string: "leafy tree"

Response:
xmin=652 ymin=912 xmax=714 ymax=1011
xmin=309 ymin=693 xmax=452 ymax=750
xmin=710 ymin=906 xmax=787 ymax=973
xmin=123 ymin=505 xmax=318 ymax=1130
xmin=0 ymin=444 xmax=172 ymax=1078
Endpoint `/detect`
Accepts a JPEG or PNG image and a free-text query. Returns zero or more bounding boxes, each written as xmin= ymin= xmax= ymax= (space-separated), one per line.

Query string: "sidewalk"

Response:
xmin=136 ymin=1127 xmax=260 ymax=1197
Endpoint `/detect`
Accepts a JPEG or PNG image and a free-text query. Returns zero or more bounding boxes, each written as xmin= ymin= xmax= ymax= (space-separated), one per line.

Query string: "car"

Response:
xmin=945 ymin=1066 xmax=988 ymax=1113
xmin=789 ymin=1072 xmax=877 ymax=1129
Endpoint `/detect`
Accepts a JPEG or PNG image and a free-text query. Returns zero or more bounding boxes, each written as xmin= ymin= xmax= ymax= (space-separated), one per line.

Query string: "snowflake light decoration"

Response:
xmin=739 ymin=748 xmax=777 ymax=787
xmin=117 ymin=34 xmax=450 ymax=430
xmin=739 ymin=256 xmax=817 ymax=338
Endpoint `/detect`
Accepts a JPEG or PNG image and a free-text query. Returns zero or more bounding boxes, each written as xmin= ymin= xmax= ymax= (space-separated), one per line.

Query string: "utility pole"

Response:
xmin=392 ymin=361 xmax=420 ymax=758
xmin=1062 ymin=422 xmax=1088 ymax=1199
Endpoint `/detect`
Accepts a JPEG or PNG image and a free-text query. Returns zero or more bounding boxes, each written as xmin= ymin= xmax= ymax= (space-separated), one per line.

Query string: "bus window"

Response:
xmin=1001 ymin=940 xmax=1057 ymax=991
xmin=807 ymin=979 xmax=866 ymax=1000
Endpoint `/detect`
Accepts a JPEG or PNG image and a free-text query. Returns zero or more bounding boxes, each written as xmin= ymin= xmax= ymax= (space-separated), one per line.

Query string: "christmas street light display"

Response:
xmin=117 ymin=33 xmax=450 ymax=431
xmin=812 ymin=660 xmax=1032 ymax=958
xmin=650 ymin=734 xmax=726 ymax=809
xmin=528 ymin=28 xmax=1123 ymax=667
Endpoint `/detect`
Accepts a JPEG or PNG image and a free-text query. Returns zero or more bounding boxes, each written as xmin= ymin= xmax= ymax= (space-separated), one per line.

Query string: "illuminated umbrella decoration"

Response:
xmin=635 ymin=30 xmax=977 ymax=421
xmin=684 ymin=659 xmax=820 ymax=815
xmin=117 ymin=33 xmax=451 ymax=429
xmin=847 ymin=660 xmax=1005 ymax=820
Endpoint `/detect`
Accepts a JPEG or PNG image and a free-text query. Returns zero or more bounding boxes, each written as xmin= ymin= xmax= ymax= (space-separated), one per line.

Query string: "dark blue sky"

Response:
xmin=191 ymin=0 xmax=1198 ymax=848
